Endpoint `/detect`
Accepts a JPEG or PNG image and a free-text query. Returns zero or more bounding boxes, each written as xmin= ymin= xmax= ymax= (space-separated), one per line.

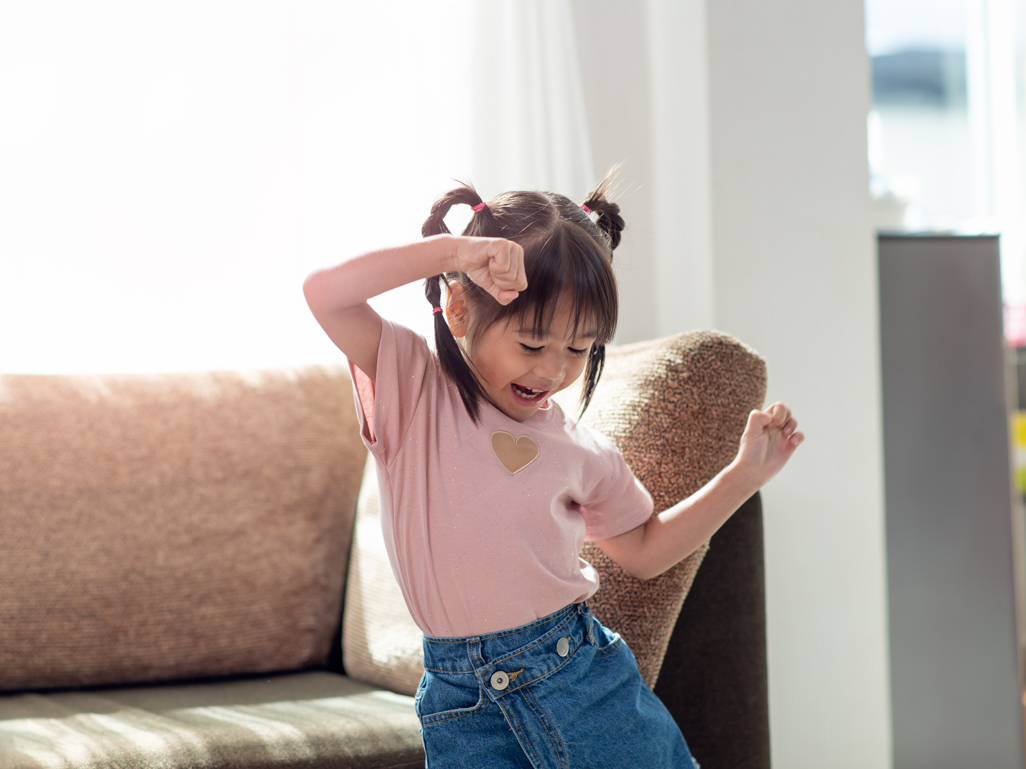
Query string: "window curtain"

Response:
xmin=0 ymin=1 xmax=593 ymax=373
xmin=469 ymin=0 xmax=595 ymax=198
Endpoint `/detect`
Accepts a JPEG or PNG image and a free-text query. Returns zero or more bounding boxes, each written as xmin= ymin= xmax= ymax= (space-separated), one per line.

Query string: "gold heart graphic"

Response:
xmin=490 ymin=431 xmax=540 ymax=475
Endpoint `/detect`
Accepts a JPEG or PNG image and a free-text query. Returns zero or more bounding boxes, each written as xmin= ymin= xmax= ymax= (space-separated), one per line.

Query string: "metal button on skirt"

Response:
xmin=416 ymin=602 xmax=698 ymax=769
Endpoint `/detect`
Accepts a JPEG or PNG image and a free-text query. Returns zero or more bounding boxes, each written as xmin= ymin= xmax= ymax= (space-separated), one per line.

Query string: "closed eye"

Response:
xmin=520 ymin=343 xmax=590 ymax=356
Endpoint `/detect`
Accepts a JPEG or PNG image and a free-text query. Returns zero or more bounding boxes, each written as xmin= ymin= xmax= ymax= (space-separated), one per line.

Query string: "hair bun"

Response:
xmin=582 ymin=169 xmax=625 ymax=251
xmin=581 ymin=195 xmax=624 ymax=251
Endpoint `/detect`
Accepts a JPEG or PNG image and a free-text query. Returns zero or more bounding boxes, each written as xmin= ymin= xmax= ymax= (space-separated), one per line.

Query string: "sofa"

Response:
xmin=0 ymin=330 xmax=771 ymax=769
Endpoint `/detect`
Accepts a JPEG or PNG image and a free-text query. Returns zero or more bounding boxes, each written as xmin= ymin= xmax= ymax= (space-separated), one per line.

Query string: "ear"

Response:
xmin=446 ymin=282 xmax=469 ymax=339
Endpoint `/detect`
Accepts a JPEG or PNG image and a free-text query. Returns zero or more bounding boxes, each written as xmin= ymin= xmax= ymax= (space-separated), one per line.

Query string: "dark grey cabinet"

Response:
xmin=879 ymin=233 xmax=1025 ymax=768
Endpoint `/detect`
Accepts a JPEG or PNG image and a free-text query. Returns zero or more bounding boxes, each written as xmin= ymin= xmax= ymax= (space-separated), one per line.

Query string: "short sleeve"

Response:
xmin=579 ymin=438 xmax=654 ymax=542
xmin=349 ymin=319 xmax=436 ymax=465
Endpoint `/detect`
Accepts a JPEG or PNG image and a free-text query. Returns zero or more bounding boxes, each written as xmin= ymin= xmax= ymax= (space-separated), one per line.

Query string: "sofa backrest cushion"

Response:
xmin=0 ymin=366 xmax=366 ymax=691
xmin=342 ymin=331 xmax=766 ymax=694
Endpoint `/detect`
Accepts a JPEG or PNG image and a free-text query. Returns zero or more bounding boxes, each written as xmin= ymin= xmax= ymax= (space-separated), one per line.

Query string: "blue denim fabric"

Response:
xmin=416 ymin=603 xmax=698 ymax=769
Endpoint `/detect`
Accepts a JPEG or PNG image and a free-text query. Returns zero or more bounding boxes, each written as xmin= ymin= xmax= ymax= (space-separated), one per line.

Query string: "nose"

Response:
xmin=532 ymin=351 xmax=565 ymax=383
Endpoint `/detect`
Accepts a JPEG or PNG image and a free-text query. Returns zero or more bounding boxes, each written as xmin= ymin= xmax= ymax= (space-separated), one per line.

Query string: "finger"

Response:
xmin=489 ymin=240 xmax=510 ymax=275
xmin=788 ymin=430 xmax=805 ymax=448
xmin=782 ymin=416 xmax=798 ymax=437
xmin=765 ymin=402 xmax=790 ymax=428
xmin=511 ymin=243 xmax=528 ymax=291
xmin=495 ymin=288 xmax=520 ymax=305
xmin=490 ymin=242 xmax=523 ymax=287
xmin=744 ymin=409 xmax=771 ymax=436
xmin=502 ymin=242 xmax=526 ymax=289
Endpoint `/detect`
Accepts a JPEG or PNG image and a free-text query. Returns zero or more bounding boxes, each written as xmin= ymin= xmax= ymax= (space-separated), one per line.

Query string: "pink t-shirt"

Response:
xmin=350 ymin=319 xmax=653 ymax=638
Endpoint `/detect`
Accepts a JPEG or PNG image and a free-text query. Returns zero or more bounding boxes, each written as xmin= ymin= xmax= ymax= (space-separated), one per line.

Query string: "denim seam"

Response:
xmin=422 ymin=665 xmax=476 ymax=673
xmin=500 ymin=634 xmax=585 ymax=693
xmin=520 ymin=685 xmax=567 ymax=769
xmin=422 ymin=604 xmax=579 ymax=645
xmin=593 ymin=635 xmax=623 ymax=657
xmin=486 ymin=612 xmax=578 ymax=669
xmin=497 ymin=698 xmax=545 ymax=769
xmin=419 ymin=689 xmax=488 ymax=726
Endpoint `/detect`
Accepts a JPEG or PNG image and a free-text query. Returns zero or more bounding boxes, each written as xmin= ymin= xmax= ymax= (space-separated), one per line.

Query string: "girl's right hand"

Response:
xmin=451 ymin=236 xmax=527 ymax=305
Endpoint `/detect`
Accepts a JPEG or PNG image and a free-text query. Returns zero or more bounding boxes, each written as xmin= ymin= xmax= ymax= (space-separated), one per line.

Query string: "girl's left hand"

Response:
xmin=733 ymin=402 xmax=804 ymax=489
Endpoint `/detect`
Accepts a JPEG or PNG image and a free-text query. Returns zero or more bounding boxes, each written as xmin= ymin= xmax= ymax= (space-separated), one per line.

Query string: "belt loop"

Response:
xmin=581 ymin=602 xmax=596 ymax=644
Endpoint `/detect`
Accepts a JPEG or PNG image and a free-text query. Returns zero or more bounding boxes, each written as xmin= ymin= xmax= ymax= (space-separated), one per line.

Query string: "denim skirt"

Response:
xmin=415 ymin=602 xmax=698 ymax=769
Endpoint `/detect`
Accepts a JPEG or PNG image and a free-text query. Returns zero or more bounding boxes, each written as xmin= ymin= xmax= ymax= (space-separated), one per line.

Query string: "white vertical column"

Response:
xmin=966 ymin=0 xmax=1023 ymax=302
xmin=570 ymin=0 xmax=658 ymax=345
xmin=572 ymin=2 xmax=891 ymax=764
xmin=646 ymin=0 xmax=715 ymax=334
xmin=704 ymin=2 xmax=891 ymax=767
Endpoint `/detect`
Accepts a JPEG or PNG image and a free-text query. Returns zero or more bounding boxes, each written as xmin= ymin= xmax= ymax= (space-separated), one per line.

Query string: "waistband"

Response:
xmin=421 ymin=603 xmax=595 ymax=699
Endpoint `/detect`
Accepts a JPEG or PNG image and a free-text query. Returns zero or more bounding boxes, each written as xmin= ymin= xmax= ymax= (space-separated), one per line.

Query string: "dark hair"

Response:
xmin=421 ymin=171 xmax=624 ymax=422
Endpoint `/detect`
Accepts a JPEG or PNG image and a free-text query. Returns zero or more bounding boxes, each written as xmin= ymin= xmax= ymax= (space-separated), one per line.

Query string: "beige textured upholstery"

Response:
xmin=343 ymin=459 xmax=425 ymax=696
xmin=342 ymin=331 xmax=766 ymax=693
xmin=0 ymin=366 xmax=366 ymax=691
xmin=0 ymin=671 xmax=424 ymax=769
xmin=577 ymin=331 xmax=766 ymax=687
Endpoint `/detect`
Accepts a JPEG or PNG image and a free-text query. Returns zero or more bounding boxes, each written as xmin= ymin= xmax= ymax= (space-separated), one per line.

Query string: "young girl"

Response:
xmin=304 ymin=178 xmax=803 ymax=769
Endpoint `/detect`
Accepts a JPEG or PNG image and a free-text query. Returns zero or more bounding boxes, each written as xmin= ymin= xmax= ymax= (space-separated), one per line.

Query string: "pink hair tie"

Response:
xmin=580 ymin=204 xmax=591 ymax=214
xmin=472 ymin=202 xmax=487 ymax=212
xmin=432 ymin=306 xmax=443 ymax=315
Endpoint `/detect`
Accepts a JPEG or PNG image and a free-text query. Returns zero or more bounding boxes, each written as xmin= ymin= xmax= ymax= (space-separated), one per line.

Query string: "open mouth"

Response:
xmin=510 ymin=383 xmax=548 ymax=404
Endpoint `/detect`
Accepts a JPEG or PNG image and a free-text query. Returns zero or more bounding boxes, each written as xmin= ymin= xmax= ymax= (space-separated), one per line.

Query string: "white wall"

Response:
xmin=573 ymin=2 xmax=892 ymax=766
xmin=705 ymin=3 xmax=890 ymax=766
xmin=571 ymin=3 xmax=658 ymax=345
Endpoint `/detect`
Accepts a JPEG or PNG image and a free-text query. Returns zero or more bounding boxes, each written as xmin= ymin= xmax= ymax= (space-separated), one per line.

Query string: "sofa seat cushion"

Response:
xmin=0 ymin=671 xmax=423 ymax=769
xmin=0 ymin=366 xmax=366 ymax=691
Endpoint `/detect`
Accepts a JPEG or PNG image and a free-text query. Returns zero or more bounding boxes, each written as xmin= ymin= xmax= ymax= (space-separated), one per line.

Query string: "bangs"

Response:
xmin=495 ymin=224 xmax=618 ymax=345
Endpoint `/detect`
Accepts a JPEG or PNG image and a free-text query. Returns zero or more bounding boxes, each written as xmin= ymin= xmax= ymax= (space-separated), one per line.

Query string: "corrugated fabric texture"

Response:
xmin=0 ymin=671 xmax=424 ymax=769
xmin=576 ymin=331 xmax=767 ymax=688
xmin=0 ymin=366 xmax=366 ymax=691
xmin=343 ymin=458 xmax=425 ymax=696
xmin=343 ymin=331 xmax=766 ymax=694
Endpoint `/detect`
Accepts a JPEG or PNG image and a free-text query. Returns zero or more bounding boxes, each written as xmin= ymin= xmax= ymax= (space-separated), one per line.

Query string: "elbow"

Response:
xmin=626 ymin=565 xmax=660 ymax=582
xmin=612 ymin=558 xmax=661 ymax=582
xmin=302 ymin=271 xmax=318 ymax=304
xmin=302 ymin=270 xmax=327 ymax=316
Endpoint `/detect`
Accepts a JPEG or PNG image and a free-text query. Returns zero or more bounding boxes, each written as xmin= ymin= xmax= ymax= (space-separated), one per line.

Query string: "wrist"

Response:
xmin=436 ymin=234 xmax=459 ymax=275
xmin=416 ymin=234 xmax=455 ymax=275
xmin=720 ymin=459 xmax=763 ymax=501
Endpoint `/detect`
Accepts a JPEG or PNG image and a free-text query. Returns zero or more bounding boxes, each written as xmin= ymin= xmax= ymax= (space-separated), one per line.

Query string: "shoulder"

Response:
xmin=379 ymin=317 xmax=441 ymax=371
xmin=555 ymin=403 xmax=611 ymax=444
xmin=542 ymin=403 xmax=622 ymax=460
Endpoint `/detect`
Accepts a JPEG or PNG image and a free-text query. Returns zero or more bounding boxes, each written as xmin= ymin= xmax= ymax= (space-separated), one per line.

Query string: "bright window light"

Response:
xmin=0 ymin=2 xmax=472 ymax=373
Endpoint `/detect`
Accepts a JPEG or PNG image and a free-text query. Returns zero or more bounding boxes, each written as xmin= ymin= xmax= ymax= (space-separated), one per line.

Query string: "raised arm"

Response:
xmin=594 ymin=402 xmax=804 ymax=580
xmin=303 ymin=235 xmax=525 ymax=381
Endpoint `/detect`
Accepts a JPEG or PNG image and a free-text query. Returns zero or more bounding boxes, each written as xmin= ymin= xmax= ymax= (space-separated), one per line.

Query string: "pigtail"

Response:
xmin=421 ymin=184 xmax=492 ymax=422
xmin=580 ymin=343 xmax=606 ymax=414
xmin=421 ymin=183 xmax=488 ymax=238
xmin=582 ymin=171 xmax=625 ymax=251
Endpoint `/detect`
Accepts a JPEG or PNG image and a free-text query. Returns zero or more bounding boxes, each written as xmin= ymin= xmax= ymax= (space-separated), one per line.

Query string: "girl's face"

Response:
xmin=461 ymin=299 xmax=596 ymax=422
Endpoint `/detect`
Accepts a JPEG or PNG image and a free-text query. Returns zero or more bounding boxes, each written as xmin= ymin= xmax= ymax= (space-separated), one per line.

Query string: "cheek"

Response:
xmin=567 ymin=357 xmax=589 ymax=383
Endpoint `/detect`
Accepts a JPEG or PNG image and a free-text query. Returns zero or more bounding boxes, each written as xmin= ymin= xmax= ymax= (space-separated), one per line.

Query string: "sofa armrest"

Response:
xmin=655 ymin=492 xmax=770 ymax=769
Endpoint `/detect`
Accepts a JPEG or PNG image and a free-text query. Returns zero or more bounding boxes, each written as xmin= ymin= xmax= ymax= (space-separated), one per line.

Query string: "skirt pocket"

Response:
xmin=588 ymin=616 xmax=625 ymax=657
xmin=415 ymin=669 xmax=487 ymax=725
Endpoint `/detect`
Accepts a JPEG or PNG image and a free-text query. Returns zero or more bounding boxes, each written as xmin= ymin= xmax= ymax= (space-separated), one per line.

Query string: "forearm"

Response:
xmin=304 ymin=234 xmax=456 ymax=315
xmin=597 ymin=462 xmax=760 ymax=581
